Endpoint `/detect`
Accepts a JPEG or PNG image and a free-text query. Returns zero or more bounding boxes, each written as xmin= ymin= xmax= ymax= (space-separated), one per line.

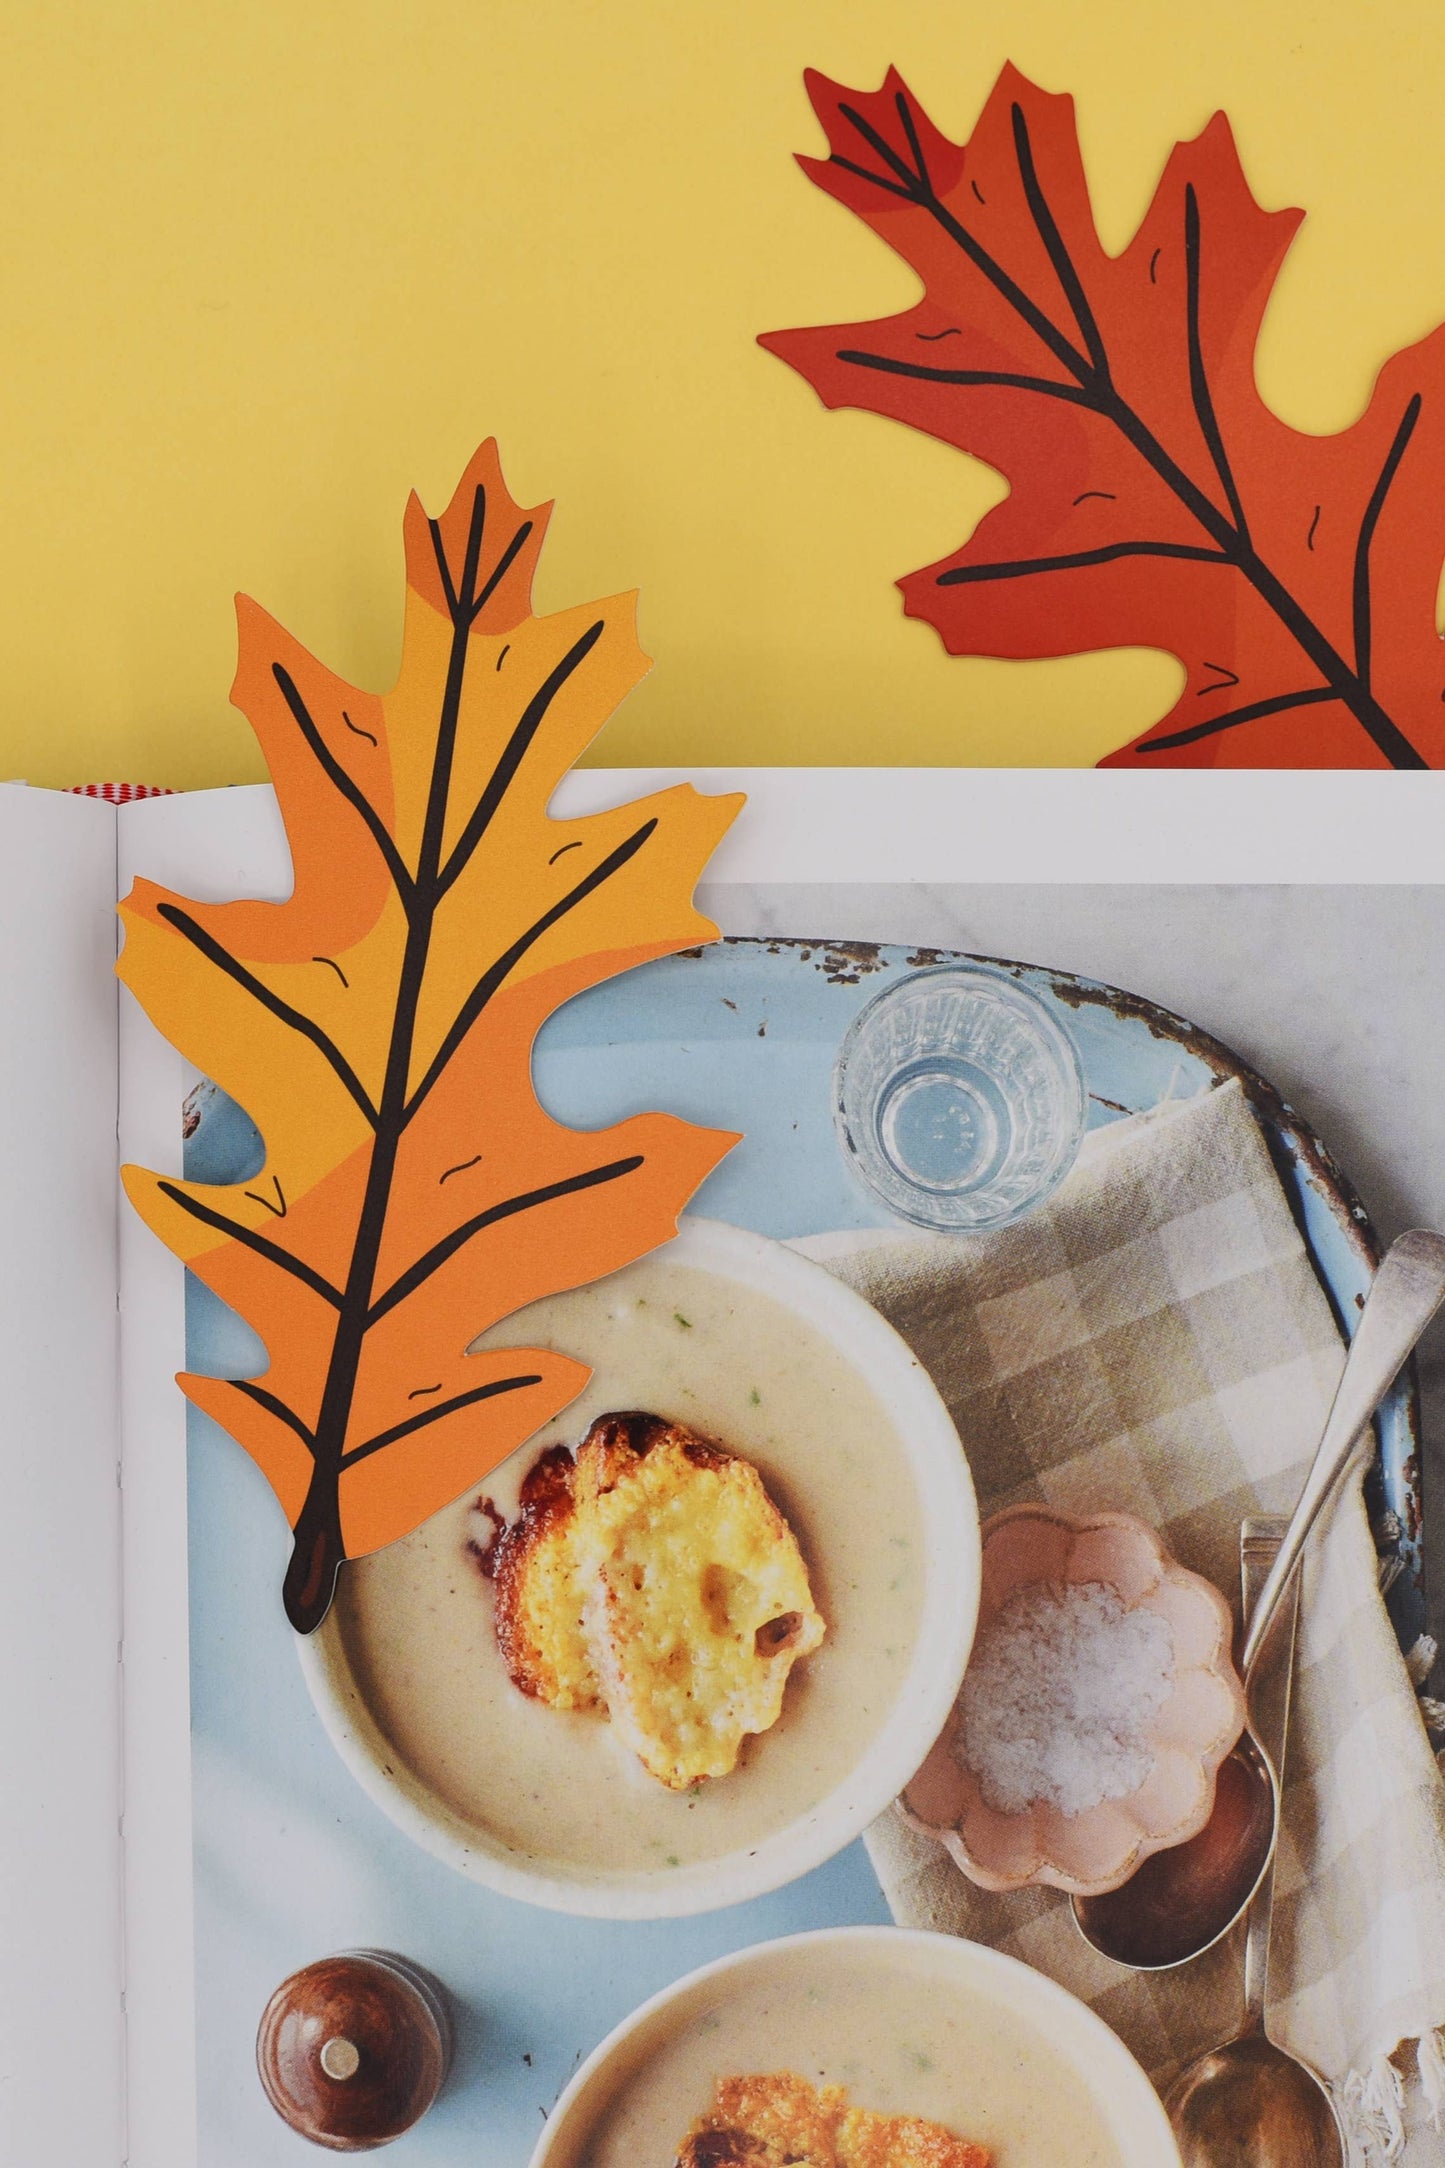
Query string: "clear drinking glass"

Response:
xmin=832 ymin=965 xmax=1087 ymax=1233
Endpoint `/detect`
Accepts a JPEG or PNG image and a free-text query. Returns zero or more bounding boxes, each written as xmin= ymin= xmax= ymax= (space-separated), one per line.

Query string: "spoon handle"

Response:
xmin=1239 ymin=1518 xmax=1300 ymax=2030
xmin=1240 ymin=1228 xmax=1445 ymax=1679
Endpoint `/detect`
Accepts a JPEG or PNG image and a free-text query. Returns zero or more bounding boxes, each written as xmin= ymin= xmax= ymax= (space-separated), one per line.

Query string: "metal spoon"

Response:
xmin=1075 ymin=1227 xmax=1445 ymax=1970
xmin=1166 ymin=1517 xmax=1345 ymax=2165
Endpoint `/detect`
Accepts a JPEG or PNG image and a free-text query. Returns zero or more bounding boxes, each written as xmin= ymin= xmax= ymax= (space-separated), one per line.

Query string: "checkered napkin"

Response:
xmin=796 ymin=1079 xmax=1445 ymax=2160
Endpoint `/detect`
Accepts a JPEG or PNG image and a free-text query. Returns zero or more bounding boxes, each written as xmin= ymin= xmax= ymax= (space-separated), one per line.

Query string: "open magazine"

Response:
xmin=7 ymin=771 xmax=1445 ymax=2167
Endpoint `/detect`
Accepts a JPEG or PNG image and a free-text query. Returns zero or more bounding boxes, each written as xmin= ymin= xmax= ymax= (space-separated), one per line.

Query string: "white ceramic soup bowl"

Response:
xmin=298 ymin=1217 xmax=979 ymax=1918
xmin=529 ymin=1925 xmax=1181 ymax=2167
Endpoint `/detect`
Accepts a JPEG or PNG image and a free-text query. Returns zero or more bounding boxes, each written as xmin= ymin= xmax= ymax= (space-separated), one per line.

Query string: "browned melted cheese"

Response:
xmin=488 ymin=1412 xmax=825 ymax=1787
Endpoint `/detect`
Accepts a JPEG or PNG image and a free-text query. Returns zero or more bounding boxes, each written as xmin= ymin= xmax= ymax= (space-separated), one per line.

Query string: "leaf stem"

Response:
xmin=280 ymin=492 xmax=652 ymax=1630
xmin=285 ymin=485 xmax=494 ymax=1628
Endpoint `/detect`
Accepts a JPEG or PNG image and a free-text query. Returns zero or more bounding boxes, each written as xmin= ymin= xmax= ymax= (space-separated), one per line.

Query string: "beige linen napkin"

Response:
xmin=798 ymin=1079 xmax=1445 ymax=2161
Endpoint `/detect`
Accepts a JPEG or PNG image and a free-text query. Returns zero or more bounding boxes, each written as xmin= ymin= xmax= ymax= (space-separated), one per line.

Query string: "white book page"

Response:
xmin=117 ymin=787 xmax=292 ymax=2168
xmin=0 ymin=786 xmax=123 ymax=2166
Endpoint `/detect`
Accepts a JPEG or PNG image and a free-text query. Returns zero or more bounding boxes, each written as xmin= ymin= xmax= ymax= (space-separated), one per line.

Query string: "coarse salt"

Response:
xmin=957 ymin=1579 xmax=1175 ymax=1818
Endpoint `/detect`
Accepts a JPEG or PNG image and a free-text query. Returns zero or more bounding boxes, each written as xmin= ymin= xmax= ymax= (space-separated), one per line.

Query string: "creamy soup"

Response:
xmin=559 ymin=1939 xmax=1131 ymax=2167
xmin=330 ymin=1251 xmax=927 ymax=1878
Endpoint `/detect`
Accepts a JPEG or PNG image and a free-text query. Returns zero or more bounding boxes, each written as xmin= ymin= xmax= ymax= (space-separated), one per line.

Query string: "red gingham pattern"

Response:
xmin=68 ymin=783 xmax=175 ymax=804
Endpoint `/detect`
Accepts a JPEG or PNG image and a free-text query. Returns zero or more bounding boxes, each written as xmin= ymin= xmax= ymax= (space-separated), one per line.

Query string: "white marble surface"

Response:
xmin=704 ymin=881 xmax=1445 ymax=1689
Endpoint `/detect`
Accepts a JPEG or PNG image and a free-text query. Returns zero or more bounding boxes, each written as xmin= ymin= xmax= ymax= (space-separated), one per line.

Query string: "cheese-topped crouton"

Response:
xmin=675 ymin=2075 xmax=991 ymax=2168
xmin=490 ymin=1445 xmax=600 ymax=1711
xmin=487 ymin=1411 xmax=824 ymax=1787
xmin=674 ymin=2134 xmax=777 ymax=2168
xmin=837 ymin=2104 xmax=992 ymax=2168
xmin=677 ymin=2072 xmax=840 ymax=2165
xmin=575 ymin=1414 xmax=826 ymax=1789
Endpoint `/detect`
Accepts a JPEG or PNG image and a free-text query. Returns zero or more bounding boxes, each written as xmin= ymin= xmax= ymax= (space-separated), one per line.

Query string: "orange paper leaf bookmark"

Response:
xmin=762 ymin=66 xmax=1445 ymax=768
xmin=119 ymin=445 xmax=742 ymax=1631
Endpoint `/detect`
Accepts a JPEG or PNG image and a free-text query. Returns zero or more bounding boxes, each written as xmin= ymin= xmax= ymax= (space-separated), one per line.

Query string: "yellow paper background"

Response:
xmin=2 ymin=0 xmax=1441 ymax=783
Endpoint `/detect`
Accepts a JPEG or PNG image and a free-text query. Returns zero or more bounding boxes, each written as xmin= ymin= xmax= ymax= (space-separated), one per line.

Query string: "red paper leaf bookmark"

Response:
xmin=760 ymin=66 xmax=1445 ymax=768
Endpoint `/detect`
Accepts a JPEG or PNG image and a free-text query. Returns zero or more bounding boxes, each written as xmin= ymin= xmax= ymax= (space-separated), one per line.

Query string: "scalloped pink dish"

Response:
xmin=902 ymin=1505 xmax=1245 ymax=1898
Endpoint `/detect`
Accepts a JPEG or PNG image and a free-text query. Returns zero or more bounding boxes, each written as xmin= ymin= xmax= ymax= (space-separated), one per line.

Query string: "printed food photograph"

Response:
xmin=9 ymin=8 xmax=1445 ymax=2168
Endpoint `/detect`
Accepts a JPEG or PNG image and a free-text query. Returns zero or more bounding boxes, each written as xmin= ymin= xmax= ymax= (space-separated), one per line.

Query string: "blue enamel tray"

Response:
xmin=183 ymin=936 xmax=1419 ymax=2166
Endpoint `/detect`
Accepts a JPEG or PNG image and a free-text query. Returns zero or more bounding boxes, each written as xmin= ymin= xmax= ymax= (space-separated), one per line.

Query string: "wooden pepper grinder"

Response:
xmin=257 ymin=1950 xmax=453 ymax=2151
